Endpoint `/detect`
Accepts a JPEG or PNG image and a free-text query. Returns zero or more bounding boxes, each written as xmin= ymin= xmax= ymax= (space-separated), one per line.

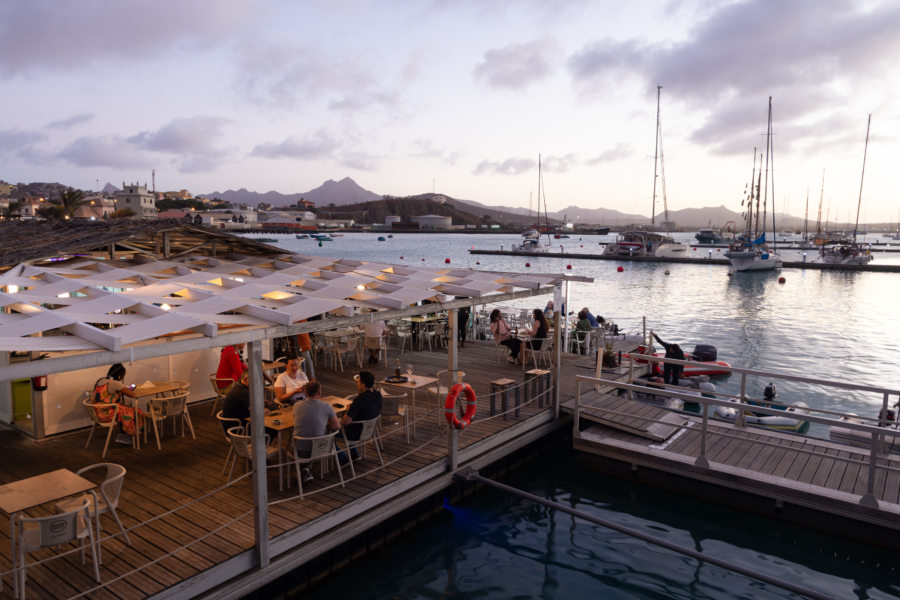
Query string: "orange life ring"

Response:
xmin=444 ymin=382 xmax=477 ymax=430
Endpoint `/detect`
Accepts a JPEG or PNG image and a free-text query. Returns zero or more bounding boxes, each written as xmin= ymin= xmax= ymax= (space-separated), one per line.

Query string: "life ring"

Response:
xmin=444 ymin=382 xmax=477 ymax=430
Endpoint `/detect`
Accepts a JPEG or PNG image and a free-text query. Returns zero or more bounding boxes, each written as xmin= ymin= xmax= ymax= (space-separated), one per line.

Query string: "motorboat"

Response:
xmin=828 ymin=411 xmax=899 ymax=453
xmin=819 ymin=241 xmax=873 ymax=265
xmin=311 ymin=234 xmax=333 ymax=241
xmin=714 ymin=399 xmax=811 ymax=434
xmin=247 ymin=237 xmax=278 ymax=243
xmin=295 ymin=234 xmax=310 ymax=239
xmin=512 ymin=238 xmax=549 ymax=253
xmin=695 ymin=220 xmax=735 ymax=244
xmin=603 ymin=231 xmax=675 ymax=256
xmin=627 ymin=343 xmax=732 ymax=377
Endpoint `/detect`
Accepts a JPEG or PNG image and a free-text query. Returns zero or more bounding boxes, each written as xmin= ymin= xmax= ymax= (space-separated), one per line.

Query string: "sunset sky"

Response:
xmin=2 ymin=0 xmax=899 ymax=222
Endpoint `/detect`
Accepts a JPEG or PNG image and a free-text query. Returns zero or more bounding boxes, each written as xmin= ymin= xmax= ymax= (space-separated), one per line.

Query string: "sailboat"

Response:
xmin=513 ymin=155 xmax=551 ymax=253
xmin=819 ymin=115 xmax=874 ymax=266
xmin=604 ymin=86 xmax=680 ymax=257
xmin=725 ymin=97 xmax=783 ymax=272
xmin=651 ymin=87 xmax=691 ymax=258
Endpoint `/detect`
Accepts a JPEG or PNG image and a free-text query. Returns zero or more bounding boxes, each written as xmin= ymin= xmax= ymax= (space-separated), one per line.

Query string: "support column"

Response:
xmin=448 ymin=308 xmax=458 ymax=373
xmin=247 ymin=341 xmax=270 ymax=567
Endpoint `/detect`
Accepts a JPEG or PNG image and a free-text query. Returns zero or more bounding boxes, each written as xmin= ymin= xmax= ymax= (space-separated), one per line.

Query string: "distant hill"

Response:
xmin=318 ymin=194 xmax=543 ymax=227
xmin=203 ymin=177 xmax=380 ymax=208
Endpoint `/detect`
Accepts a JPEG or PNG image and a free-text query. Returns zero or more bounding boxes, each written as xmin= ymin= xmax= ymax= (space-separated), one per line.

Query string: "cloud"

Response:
xmin=408 ymin=140 xmax=461 ymax=166
xmin=47 ymin=113 xmax=94 ymax=130
xmin=0 ymin=0 xmax=254 ymax=76
xmin=586 ymin=143 xmax=633 ymax=165
xmin=473 ymin=39 xmax=562 ymax=90
xmin=58 ymin=135 xmax=155 ymax=169
xmin=0 ymin=128 xmax=50 ymax=163
xmin=473 ymin=157 xmax=535 ymax=176
xmin=541 ymin=153 xmax=578 ymax=173
xmin=130 ymin=117 xmax=230 ymax=154
xmin=251 ymin=129 xmax=340 ymax=160
xmin=567 ymin=0 xmax=900 ymax=155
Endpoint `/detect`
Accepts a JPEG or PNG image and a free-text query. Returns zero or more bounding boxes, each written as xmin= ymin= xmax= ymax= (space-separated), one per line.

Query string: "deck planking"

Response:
xmin=0 ymin=337 xmax=576 ymax=599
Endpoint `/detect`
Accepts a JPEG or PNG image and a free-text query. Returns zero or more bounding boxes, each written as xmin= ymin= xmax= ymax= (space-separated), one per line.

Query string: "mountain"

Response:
xmin=203 ymin=177 xmax=380 ymax=207
xmin=101 ymin=183 xmax=120 ymax=194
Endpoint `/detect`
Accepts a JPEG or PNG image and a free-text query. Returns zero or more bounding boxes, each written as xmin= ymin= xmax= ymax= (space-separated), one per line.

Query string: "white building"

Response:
xmin=115 ymin=182 xmax=157 ymax=218
xmin=412 ymin=214 xmax=452 ymax=230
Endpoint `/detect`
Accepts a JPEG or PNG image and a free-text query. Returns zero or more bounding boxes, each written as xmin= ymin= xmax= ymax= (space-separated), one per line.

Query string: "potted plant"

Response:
xmin=602 ymin=341 xmax=618 ymax=367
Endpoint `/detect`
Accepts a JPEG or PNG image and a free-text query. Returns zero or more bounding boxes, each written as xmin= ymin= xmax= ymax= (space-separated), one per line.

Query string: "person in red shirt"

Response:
xmin=216 ymin=343 xmax=247 ymax=390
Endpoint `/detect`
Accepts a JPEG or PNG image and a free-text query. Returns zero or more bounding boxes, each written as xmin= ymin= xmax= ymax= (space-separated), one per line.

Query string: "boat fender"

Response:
xmin=444 ymin=383 xmax=477 ymax=430
xmin=714 ymin=404 xmax=736 ymax=419
xmin=698 ymin=382 xmax=717 ymax=398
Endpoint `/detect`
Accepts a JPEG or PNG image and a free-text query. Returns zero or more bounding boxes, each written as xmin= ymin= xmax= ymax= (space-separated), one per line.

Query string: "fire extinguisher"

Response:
xmin=32 ymin=376 xmax=47 ymax=391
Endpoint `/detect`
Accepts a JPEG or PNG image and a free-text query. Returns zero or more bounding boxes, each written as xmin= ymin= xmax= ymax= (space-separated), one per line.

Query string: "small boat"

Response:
xmin=553 ymin=233 xmax=570 ymax=239
xmin=603 ymin=231 xmax=675 ymax=256
xmin=695 ymin=220 xmax=735 ymax=244
xmin=628 ymin=344 xmax=732 ymax=377
xmin=522 ymin=228 xmax=540 ymax=239
xmin=295 ymin=234 xmax=310 ymax=239
xmin=512 ymin=238 xmax=549 ymax=253
xmin=387 ymin=234 xmax=393 ymax=238
xmin=311 ymin=234 xmax=333 ymax=241
xmin=248 ymin=237 xmax=278 ymax=243
xmin=377 ymin=236 xmax=387 ymax=241
xmin=828 ymin=410 xmax=899 ymax=453
xmin=714 ymin=399 xmax=811 ymax=434
xmin=329 ymin=233 xmax=343 ymax=238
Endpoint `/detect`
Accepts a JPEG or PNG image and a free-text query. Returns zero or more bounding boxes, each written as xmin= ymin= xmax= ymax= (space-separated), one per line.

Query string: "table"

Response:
xmin=259 ymin=396 xmax=350 ymax=487
xmin=381 ymin=375 xmax=437 ymax=438
xmin=0 ymin=469 xmax=97 ymax=594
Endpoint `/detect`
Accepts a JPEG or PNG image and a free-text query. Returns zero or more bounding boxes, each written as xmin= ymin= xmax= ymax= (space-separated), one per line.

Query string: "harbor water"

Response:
xmin=251 ymin=232 xmax=900 ymax=599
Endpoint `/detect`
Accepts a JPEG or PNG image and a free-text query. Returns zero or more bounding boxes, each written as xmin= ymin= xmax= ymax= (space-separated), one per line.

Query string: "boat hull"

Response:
xmin=715 ymin=401 xmax=811 ymax=433
xmin=724 ymin=250 xmax=783 ymax=271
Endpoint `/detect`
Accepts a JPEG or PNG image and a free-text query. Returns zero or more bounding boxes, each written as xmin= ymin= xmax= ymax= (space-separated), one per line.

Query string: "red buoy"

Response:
xmin=476 ymin=261 xmax=480 ymax=265
xmin=717 ymin=248 xmax=721 ymax=252
xmin=617 ymin=266 xmax=624 ymax=272
xmin=445 ymin=258 xmax=451 ymax=264
xmin=566 ymin=264 xmax=572 ymax=270
xmin=400 ymin=256 xmax=403 ymax=259
xmin=525 ymin=262 xmax=531 ymax=267
xmin=778 ymin=276 xmax=786 ymax=284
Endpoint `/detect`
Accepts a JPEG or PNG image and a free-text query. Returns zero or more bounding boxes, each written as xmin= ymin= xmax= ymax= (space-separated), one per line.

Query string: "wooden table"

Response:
xmin=0 ymin=468 xmax=97 ymax=594
xmin=381 ymin=375 xmax=437 ymax=438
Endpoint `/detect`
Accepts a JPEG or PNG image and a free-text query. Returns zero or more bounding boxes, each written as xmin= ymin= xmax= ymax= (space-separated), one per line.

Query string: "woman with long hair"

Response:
xmin=521 ymin=308 xmax=549 ymax=366
xmin=489 ymin=309 xmax=521 ymax=363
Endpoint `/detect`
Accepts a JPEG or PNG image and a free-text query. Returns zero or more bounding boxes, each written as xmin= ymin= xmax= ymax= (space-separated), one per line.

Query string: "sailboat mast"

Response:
xmin=816 ymin=170 xmax=824 ymax=236
xmin=746 ymin=147 xmax=757 ymax=237
xmin=854 ymin=114 xmax=872 ymax=244
xmin=803 ymin=188 xmax=809 ymax=239
xmin=761 ymin=96 xmax=772 ymax=244
xmin=767 ymin=97 xmax=776 ymax=252
xmin=650 ymin=85 xmax=661 ymax=230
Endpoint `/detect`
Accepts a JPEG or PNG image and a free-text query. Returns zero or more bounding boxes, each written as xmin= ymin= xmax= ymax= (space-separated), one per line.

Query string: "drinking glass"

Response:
xmin=406 ymin=363 xmax=414 ymax=382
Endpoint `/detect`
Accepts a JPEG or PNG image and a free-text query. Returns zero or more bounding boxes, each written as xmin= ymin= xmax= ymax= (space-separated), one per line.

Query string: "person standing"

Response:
xmin=457 ymin=305 xmax=470 ymax=349
xmin=274 ymin=356 xmax=308 ymax=405
xmin=653 ymin=333 xmax=685 ymax=386
xmin=293 ymin=380 xmax=339 ymax=482
xmin=296 ymin=328 xmax=315 ymax=379
xmin=216 ymin=343 xmax=247 ymax=390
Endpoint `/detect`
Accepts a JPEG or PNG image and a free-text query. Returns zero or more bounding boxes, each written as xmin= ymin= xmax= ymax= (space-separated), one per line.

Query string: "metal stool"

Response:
xmin=524 ymin=369 xmax=551 ymax=408
xmin=489 ymin=378 xmax=519 ymax=419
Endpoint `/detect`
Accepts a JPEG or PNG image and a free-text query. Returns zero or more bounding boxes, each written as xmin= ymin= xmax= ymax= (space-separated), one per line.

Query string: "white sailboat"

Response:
xmin=513 ymin=155 xmax=551 ymax=253
xmin=819 ymin=115 xmax=874 ymax=266
xmin=725 ymin=97 xmax=783 ymax=272
xmin=649 ymin=86 xmax=690 ymax=258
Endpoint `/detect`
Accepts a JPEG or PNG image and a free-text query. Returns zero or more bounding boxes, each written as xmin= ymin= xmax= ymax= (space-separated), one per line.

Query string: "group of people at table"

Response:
xmin=489 ymin=303 xmax=608 ymax=363
xmin=219 ymin=351 xmax=383 ymax=484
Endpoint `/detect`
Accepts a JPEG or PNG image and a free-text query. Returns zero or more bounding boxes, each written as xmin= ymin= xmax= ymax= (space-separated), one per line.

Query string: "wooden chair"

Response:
xmin=290 ymin=431 xmax=344 ymax=498
xmin=146 ymin=392 xmax=194 ymax=450
xmin=83 ymin=398 xmax=120 ymax=458
xmin=14 ymin=498 xmax=100 ymax=599
xmin=56 ymin=463 xmax=132 ymax=550
xmin=209 ymin=374 xmax=235 ymax=416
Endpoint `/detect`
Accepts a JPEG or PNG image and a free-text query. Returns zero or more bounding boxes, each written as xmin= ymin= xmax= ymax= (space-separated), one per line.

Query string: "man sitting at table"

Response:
xmin=221 ymin=371 xmax=276 ymax=433
xmin=274 ymin=356 xmax=308 ymax=405
xmin=339 ymin=370 xmax=383 ymax=463
xmin=293 ymin=380 xmax=340 ymax=483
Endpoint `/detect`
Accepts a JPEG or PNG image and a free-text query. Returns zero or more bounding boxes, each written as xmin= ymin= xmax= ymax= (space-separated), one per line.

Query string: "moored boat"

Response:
xmin=714 ymin=399 xmax=811 ymax=433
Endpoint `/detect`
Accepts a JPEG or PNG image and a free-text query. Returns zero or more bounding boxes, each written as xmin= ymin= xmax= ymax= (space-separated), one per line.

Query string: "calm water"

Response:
xmin=257 ymin=232 xmax=900 ymax=599
xmin=298 ymin=447 xmax=900 ymax=600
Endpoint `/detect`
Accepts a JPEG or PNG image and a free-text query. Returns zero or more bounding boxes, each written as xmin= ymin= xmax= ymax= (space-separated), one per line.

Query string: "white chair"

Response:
xmin=290 ymin=431 xmax=344 ymax=498
xmin=339 ymin=416 xmax=384 ymax=478
xmin=388 ymin=322 xmax=411 ymax=353
xmin=427 ymin=370 xmax=462 ymax=424
xmin=209 ymin=374 xmax=234 ymax=416
xmin=364 ymin=334 xmax=388 ymax=366
xmin=535 ymin=337 xmax=554 ymax=367
xmin=226 ymin=426 xmax=282 ymax=490
xmin=216 ymin=412 xmax=244 ymax=476
xmin=83 ymin=398 xmax=120 ymax=458
xmin=14 ymin=499 xmax=100 ymax=599
xmin=146 ymin=392 xmax=195 ymax=450
xmin=380 ymin=390 xmax=409 ymax=443
xmin=56 ymin=463 xmax=132 ymax=550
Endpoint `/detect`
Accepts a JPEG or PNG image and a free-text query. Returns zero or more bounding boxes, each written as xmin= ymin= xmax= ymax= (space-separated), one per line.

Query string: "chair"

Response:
xmin=387 ymin=322 xmax=411 ymax=353
xmin=226 ymin=426 xmax=282 ymax=490
xmin=427 ymin=370 xmax=461 ymax=423
xmin=14 ymin=499 xmax=100 ymax=599
xmin=216 ymin=412 xmax=244 ymax=476
xmin=83 ymin=398 xmax=120 ymax=459
xmin=535 ymin=337 xmax=554 ymax=367
xmin=493 ymin=335 xmax=507 ymax=366
xmin=335 ymin=333 xmax=362 ymax=372
xmin=209 ymin=374 xmax=235 ymax=416
xmin=339 ymin=416 xmax=384 ymax=477
xmin=571 ymin=330 xmax=592 ymax=356
xmin=56 ymin=463 xmax=132 ymax=549
xmin=290 ymin=431 xmax=344 ymax=498
xmin=146 ymin=392 xmax=194 ymax=450
xmin=380 ymin=390 xmax=409 ymax=443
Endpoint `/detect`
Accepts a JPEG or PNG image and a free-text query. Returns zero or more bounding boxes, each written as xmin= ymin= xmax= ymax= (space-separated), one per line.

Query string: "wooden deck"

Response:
xmin=568 ymin=385 xmax=900 ymax=543
xmin=0 ymin=337 xmax=630 ymax=599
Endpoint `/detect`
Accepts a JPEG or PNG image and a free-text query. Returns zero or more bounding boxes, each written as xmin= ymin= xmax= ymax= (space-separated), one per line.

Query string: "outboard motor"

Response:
xmin=692 ymin=344 xmax=717 ymax=362
xmin=763 ymin=383 xmax=777 ymax=403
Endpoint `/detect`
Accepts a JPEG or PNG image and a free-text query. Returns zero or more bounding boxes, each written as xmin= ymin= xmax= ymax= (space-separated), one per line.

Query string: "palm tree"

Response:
xmin=58 ymin=187 xmax=87 ymax=218
xmin=4 ymin=201 xmax=21 ymax=220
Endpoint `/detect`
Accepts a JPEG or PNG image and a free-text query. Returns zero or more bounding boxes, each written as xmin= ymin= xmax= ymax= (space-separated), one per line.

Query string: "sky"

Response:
xmin=2 ymin=0 xmax=900 ymax=223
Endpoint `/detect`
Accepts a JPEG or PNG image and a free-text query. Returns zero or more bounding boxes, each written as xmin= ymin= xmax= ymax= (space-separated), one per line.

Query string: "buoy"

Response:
xmin=471 ymin=246 xmax=474 ymax=250
xmin=421 ymin=258 xmax=425 ymax=261
xmin=664 ymin=269 xmax=670 ymax=275
xmin=717 ymin=248 xmax=721 ymax=252
xmin=400 ymin=256 xmax=403 ymax=259
xmin=525 ymin=262 xmax=531 ymax=267
xmin=692 ymin=247 xmax=696 ymax=251
xmin=445 ymin=258 xmax=450 ymax=264
xmin=778 ymin=276 xmax=786 ymax=284
xmin=476 ymin=261 xmax=480 ymax=265
xmin=580 ymin=245 xmax=583 ymax=248
xmin=318 ymin=241 xmax=323 ymax=247
xmin=617 ymin=266 xmax=624 ymax=272
xmin=566 ymin=264 xmax=572 ymax=270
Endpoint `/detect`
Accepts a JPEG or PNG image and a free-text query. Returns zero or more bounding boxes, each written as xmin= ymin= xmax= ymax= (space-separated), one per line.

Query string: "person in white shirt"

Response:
xmin=274 ymin=356 xmax=308 ymax=405
xmin=362 ymin=319 xmax=386 ymax=365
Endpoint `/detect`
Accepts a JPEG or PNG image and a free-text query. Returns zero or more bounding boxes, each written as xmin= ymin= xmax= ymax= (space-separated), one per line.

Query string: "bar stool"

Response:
xmin=524 ymin=369 xmax=552 ymax=408
xmin=489 ymin=378 xmax=519 ymax=419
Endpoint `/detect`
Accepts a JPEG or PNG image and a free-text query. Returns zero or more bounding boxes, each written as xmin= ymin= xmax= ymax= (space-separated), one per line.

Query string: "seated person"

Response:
xmin=575 ymin=309 xmax=592 ymax=353
xmin=339 ymin=371 xmax=383 ymax=462
xmin=362 ymin=319 xmax=386 ymax=365
xmin=582 ymin=307 xmax=600 ymax=328
xmin=93 ymin=363 xmax=140 ymax=442
xmin=216 ymin=343 xmax=247 ymax=390
xmin=521 ymin=308 xmax=549 ymax=366
xmin=293 ymin=380 xmax=340 ymax=482
xmin=489 ymin=308 xmax=521 ymax=363
xmin=544 ymin=300 xmax=555 ymax=319
xmin=221 ymin=370 xmax=276 ymax=433
xmin=274 ymin=356 xmax=308 ymax=405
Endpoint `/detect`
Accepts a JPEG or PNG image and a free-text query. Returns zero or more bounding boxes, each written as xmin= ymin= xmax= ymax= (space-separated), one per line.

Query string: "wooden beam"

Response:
xmin=248 ymin=341 xmax=270 ymax=568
